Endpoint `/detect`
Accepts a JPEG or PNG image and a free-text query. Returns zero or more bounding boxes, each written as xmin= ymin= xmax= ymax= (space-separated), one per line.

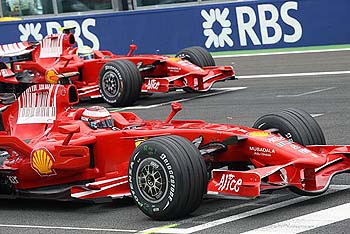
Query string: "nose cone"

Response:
xmin=245 ymin=130 xmax=327 ymax=168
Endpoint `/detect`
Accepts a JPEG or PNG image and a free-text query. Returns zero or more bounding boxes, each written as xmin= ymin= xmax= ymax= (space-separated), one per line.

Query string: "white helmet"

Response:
xmin=77 ymin=46 xmax=94 ymax=60
xmin=81 ymin=106 xmax=114 ymax=129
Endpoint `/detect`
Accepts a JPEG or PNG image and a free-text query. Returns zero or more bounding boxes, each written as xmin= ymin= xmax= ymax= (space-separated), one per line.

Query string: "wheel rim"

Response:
xmin=102 ymin=71 xmax=121 ymax=98
xmin=136 ymin=158 xmax=168 ymax=203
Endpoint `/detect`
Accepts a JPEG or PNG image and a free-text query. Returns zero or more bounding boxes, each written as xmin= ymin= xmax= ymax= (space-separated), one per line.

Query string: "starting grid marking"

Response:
xmin=1 ymin=185 xmax=347 ymax=233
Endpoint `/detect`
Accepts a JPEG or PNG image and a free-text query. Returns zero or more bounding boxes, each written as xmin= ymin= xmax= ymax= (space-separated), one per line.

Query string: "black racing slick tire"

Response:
xmin=128 ymin=135 xmax=207 ymax=220
xmin=0 ymin=83 xmax=5 ymax=93
xmin=99 ymin=60 xmax=142 ymax=107
xmin=283 ymin=108 xmax=326 ymax=145
xmin=252 ymin=108 xmax=326 ymax=146
xmin=176 ymin=46 xmax=215 ymax=67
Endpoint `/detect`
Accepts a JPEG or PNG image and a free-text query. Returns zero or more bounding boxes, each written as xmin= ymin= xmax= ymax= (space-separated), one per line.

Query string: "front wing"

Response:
xmin=207 ymin=154 xmax=350 ymax=198
xmin=141 ymin=66 xmax=235 ymax=93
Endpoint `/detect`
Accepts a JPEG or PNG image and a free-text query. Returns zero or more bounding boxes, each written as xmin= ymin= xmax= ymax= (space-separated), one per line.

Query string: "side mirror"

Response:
xmin=61 ymin=55 xmax=75 ymax=67
xmin=58 ymin=124 xmax=80 ymax=145
xmin=58 ymin=125 xmax=80 ymax=134
xmin=164 ymin=102 xmax=182 ymax=124
xmin=57 ymin=72 xmax=80 ymax=85
xmin=127 ymin=44 xmax=137 ymax=56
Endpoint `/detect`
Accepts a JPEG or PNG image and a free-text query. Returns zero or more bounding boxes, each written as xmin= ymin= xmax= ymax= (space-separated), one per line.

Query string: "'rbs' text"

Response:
xmin=18 ymin=18 xmax=100 ymax=50
xmin=202 ymin=1 xmax=302 ymax=48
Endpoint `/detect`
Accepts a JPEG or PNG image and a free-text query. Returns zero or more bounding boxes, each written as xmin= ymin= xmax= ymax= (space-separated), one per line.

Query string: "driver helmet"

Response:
xmin=81 ymin=106 xmax=114 ymax=129
xmin=77 ymin=45 xmax=94 ymax=60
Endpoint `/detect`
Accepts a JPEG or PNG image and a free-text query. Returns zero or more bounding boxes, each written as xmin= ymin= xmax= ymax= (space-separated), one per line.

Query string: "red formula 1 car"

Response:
xmin=0 ymin=84 xmax=349 ymax=220
xmin=0 ymin=28 xmax=235 ymax=107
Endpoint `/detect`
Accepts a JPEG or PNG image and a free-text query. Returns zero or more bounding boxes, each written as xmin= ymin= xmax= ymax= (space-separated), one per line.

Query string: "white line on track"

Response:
xmin=240 ymin=202 xmax=350 ymax=234
xmin=1 ymin=185 xmax=348 ymax=233
xmin=311 ymin=113 xmax=324 ymax=118
xmin=0 ymin=224 xmax=137 ymax=233
xmin=213 ymin=48 xmax=350 ymax=58
xmin=276 ymin=87 xmax=335 ymax=97
xmin=237 ymin=71 xmax=350 ymax=79
xmin=179 ymin=193 xmax=282 ymax=223
xmin=110 ymin=87 xmax=246 ymax=111
xmin=143 ymin=185 xmax=350 ymax=234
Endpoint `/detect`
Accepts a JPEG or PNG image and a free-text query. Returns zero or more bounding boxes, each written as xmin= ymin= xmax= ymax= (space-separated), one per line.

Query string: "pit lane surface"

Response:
xmin=1 ymin=50 xmax=350 ymax=234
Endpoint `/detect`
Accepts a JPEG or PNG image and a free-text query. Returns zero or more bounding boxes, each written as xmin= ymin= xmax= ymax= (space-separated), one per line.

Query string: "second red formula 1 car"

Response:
xmin=0 ymin=28 xmax=235 ymax=107
xmin=0 ymin=84 xmax=349 ymax=220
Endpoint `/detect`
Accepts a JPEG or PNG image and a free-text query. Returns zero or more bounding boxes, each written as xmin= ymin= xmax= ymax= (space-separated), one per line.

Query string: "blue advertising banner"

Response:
xmin=0 ymin=0 xmax=349 ymax=54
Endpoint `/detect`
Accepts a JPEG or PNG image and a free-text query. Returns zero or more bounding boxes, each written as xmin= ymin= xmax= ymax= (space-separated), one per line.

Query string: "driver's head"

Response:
xmin=81 ymin=106 xmax=114 ymax=129
xmin=77 ymin=45 xmax=94 ymax=60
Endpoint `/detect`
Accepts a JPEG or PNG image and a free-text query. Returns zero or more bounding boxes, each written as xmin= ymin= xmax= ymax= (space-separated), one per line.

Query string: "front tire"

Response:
xmin=253 ymin=109 xmax=327 ymax=196
xmin=99 ymin=60 xmax=142 ymax=107
xmin=252 ymin=108 xmax=326 ymax=146
xmin=176 ymin=46 xmax=215 ymax=68
xmin=128 ymin=135 xmax=207 ymax=220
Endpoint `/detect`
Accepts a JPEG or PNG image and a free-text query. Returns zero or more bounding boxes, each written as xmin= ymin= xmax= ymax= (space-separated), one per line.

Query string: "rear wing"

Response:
xmin=0 ymin=32 xmax=76 ymax=59
xmin=39 ymin=34 xmax=64 ymax=58
xmin=0 ymin=84 xmax=79 ymax=135
xmin=39 ymin=32 xmax=76 ymax=58
xmin=17 ymin=84 xmax=59 ymax=124
xmin=0 ymin=42 xmax=34 ymax=57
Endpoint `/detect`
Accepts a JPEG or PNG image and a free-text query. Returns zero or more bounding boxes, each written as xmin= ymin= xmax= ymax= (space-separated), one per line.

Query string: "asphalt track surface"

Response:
xmin=1 ymin=50 xmax=350 ymax=234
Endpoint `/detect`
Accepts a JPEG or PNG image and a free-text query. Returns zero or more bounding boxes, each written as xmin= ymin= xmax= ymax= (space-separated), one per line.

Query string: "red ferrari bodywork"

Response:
xmin=0 ymin=85 xmax=349 ymax=217
xmin=0 ymin=31 xmax=235 ymax=106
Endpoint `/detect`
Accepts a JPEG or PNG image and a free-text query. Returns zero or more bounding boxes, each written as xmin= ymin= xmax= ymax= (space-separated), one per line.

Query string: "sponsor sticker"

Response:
xmin=267 ymin=135 xmax=285 ymax=143
xmin=135 ymin=138 xmax=147 ymax=147
xmin=167 ymin=66 xmax=181 ymax=72
xmin=1 ymin=69 xmax=8 ymax=76
xmin=7 ymin=176 xmax=19 ymax=184
xmin=249 ymin=146 xmax=275 ymax=157
xmin=45 ymin=69 xmax=58 ymax=84
xmin=145 ymin=79 xmax=160 ymax=90
xmin=216 ymin=173 xmax=242 ymax=192
xmin=30 ymin=148 xmax=56 ymax=176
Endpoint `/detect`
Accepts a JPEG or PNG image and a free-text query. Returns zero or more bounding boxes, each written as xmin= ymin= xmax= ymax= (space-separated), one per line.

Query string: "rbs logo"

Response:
xmin=202 ymin=1 xmax=302 ymax=48
xmin=18 ymin=18 xmax=100 ymax=50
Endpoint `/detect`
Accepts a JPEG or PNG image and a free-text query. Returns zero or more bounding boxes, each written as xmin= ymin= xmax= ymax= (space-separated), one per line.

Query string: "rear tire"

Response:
xmin=128 ymin=135 xmax=207 ymax=220
xmin=252 ymin=108 xmax=326 ymax=146
xmin=99 ymin=60 xmax=142 ymax=107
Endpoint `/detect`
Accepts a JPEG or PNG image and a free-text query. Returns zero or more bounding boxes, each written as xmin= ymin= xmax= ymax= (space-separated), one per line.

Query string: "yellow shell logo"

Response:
xmin=135 ymin=138 xmax=147 ymax=147
xmin=31 ymin=148 xmax=56 ymax=176
xmin=248 ymin=131 xmax=270 ymax=137
xmin=45 ymin=70 xmax=59 ymax=84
